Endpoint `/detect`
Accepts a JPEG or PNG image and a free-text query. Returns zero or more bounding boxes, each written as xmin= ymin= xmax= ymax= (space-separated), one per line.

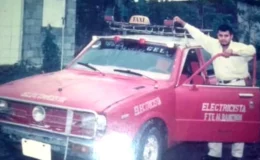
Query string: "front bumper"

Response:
xmin=0 ymin=124 xmax=96 ymax=160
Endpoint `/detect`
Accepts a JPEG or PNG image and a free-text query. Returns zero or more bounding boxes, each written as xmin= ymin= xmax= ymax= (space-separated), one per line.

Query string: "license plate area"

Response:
xmin=22 ymin=138 xmax=51 ymax=160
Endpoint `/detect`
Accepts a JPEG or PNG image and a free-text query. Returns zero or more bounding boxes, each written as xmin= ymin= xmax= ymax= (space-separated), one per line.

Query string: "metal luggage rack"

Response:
xmin=106 ymin=20 xmax=213 ymax=38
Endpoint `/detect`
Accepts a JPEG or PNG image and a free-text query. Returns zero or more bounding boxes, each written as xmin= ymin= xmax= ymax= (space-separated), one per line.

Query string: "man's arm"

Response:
xmin=173 ymin=16 xmax=217 ymax=54
xmin=223 ymin=44 xmax=255 ymax=61
xmin=232 ymin=43 xmax=256 ymax=57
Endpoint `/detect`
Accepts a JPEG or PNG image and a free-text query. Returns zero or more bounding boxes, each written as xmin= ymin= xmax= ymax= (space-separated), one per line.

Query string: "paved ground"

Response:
xmin=1 ymin=141 xmax=259 ymax=160
xmin=164 ymin=142 xmax=260 ymax=160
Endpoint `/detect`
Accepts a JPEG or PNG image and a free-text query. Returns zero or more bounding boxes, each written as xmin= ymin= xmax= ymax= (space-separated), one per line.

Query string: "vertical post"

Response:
xmin=63 ymin=110 xmax=73 ymax=160
xmin=61 ymin=17 xmax=65 ymax=70
xmin=201 ymin=6 xmax=204 ymax=29
xmin=61 ymin=0 xmax=66 ymax=70
xmin=252 ymin=28 xmax=257 ymax=87
xmin=197 ymin=0 xmax=204 ymax=29
xmin=253 ymin=55 xmax=257 ymax=87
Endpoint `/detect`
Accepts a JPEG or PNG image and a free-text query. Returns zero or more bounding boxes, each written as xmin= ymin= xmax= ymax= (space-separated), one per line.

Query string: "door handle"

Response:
xmin=239 ymin=93 xmax=254 ymax=98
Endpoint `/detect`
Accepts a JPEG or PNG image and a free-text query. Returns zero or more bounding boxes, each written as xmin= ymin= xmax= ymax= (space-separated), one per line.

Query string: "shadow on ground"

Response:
xmin=0 ymin=141 xmax=259 ymax=160
xmin=164 ymin=142 xmax=260 ymax=160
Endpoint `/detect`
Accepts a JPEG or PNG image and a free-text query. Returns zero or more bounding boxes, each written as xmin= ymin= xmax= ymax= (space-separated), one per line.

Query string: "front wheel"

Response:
xmin=136 ymin=126 xmax=165 ymax=160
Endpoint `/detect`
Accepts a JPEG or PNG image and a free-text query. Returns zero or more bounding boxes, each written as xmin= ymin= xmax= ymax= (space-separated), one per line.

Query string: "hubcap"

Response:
xmin=142 ymin=135 xmax=159 ymax=160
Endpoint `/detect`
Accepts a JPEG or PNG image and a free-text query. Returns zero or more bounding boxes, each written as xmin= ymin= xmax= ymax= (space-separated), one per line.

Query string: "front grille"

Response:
xmin=0 ymin=125 xmax=96 ymax=159
xmin=0 ymin=98 xmax=97 ymax=139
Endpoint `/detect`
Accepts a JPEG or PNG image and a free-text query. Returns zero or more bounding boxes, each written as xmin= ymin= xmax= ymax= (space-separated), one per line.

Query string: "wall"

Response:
xmin=22 ymin=0 xmax=43 ymax=66
xmin=22 ymin=0 xmax=76 ymax=67
xmin=63 ymin=0 xmax=76 ymax=65
xmin=0 ymin=0 xmax=23 ymax=65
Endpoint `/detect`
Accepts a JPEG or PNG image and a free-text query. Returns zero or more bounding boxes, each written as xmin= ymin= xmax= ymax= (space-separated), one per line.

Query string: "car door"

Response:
xmin=174 ymin=48 xmax=260 ymax=143
xmin=175 ymin=85 xmax=260 ymax=142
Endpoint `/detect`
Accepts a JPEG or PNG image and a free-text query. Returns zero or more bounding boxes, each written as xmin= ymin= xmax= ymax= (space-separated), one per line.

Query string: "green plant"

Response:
xmin=41 ymin=25 xmax=61 ymax=73
xmin=0 ymin=60 xmax=41 ymax=85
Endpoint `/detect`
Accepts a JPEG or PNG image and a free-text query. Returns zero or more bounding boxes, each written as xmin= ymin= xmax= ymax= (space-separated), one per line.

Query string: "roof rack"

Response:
xmin=105 ymin=15 xmax=213 ymax=38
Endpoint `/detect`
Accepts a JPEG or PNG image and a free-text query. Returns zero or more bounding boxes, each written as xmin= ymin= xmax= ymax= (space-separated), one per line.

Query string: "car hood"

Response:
xmin=0 ymin=70 xmax=154 ymax=112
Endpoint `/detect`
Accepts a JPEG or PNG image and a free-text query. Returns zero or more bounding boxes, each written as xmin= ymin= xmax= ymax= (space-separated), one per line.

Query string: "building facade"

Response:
xmin=0 ymin=0 xmax=76 ymax=67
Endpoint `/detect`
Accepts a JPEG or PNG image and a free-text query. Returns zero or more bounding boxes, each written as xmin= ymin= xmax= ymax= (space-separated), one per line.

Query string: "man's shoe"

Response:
xmin=201 ymin=155 xmax=221 ymax=160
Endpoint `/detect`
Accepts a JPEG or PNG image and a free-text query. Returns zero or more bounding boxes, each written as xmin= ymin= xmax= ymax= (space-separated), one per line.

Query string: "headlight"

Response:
xmin=80 ymin=114 xmax=107 ymax=131
xmin=32 ymin=106 xmax=46 ymax=122
xmin=0 ymin=100 xmax=8 ymax=109
xmin=81 ymin=114 xmax=96 ymax=129
xmin=97 ymin=115 xmax=107 ymax=131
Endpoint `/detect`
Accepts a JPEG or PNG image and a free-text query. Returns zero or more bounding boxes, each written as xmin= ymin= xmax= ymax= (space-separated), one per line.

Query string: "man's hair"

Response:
xmin=217 ymin=24 xmax=233 ymax=35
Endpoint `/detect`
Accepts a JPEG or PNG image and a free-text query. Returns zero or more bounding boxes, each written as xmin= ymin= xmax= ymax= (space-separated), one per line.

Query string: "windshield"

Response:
xmin=70 ymin=38 xmax=176 ymax=80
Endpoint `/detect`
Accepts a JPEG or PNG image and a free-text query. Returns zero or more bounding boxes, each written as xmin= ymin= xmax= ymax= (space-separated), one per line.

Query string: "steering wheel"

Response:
xmin=147 ymin=67 xmax=169 ymax=74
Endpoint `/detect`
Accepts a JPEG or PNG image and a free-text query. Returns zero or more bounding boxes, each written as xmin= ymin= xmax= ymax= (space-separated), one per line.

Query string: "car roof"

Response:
xmin=97 ymin=34 xmax=202 ymax=48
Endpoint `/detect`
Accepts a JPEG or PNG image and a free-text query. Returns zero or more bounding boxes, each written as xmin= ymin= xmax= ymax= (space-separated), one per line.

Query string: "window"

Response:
xmin=182 ymin=49 xmax=199 ymax=76
xmin=71 ymin=38 xmax=177 ymax=80
xmin=180 ymin=49 xmax=205 ymax=85
xmin=201 ymin=48 xmax=214 ymax=76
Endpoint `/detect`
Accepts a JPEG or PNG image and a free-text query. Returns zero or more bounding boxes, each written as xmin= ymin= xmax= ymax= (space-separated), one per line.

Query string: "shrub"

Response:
xmin=41 ymin=25 xmax=61 ymax=73
xmin=0 ymin=60 xmax=41 ymax=85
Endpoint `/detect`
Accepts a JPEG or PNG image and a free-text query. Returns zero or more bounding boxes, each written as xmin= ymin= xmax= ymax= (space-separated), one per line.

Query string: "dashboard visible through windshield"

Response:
xmin=71 ymin=38 xmax=176 ymax=80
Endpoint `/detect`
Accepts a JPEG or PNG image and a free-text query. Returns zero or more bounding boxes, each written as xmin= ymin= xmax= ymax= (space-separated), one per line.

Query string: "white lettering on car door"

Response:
xmin=202 ymin=102 xmax=246 ymax=122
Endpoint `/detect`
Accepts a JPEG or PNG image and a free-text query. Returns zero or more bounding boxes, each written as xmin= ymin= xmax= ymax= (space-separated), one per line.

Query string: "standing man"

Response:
xmin=173 ymin=16 xmax=256 ymax=160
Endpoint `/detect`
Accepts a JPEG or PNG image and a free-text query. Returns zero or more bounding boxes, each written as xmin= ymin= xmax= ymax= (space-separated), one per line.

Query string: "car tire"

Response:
xmin=135 ymin=125 xmax=166 ymax=160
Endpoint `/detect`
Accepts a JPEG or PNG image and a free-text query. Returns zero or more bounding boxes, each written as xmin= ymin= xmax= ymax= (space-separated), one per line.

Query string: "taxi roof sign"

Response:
xmin=129 ymin=15 xmax=150 ymax=25
xmin=105 ymin=14 xmax=212 ymax=38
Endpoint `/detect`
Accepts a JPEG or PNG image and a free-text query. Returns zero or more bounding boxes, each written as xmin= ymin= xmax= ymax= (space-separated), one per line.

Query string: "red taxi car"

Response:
xmin=0 ymin=15 xmax=259 ymax=160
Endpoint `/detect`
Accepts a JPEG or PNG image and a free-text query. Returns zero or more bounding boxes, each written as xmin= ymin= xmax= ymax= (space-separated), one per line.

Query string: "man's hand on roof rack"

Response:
xmin=173 ymin=16 xmax=186 ymax=27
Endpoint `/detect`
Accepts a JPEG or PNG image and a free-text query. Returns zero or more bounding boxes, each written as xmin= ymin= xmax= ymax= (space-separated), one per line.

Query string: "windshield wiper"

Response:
xmin=77 ymin=62 xmax=105 ymax=76
xmin=113 ymin=69 xmax=157 ymax=83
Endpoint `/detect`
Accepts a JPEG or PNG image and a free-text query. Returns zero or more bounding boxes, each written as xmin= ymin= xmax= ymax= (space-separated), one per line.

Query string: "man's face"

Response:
xmin=217 ymin=31 xmax=233 ymax=46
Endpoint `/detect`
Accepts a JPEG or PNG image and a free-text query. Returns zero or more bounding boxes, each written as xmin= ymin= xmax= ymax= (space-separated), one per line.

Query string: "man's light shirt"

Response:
xmin=184 ymin=23 xmax=256 ymax=81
